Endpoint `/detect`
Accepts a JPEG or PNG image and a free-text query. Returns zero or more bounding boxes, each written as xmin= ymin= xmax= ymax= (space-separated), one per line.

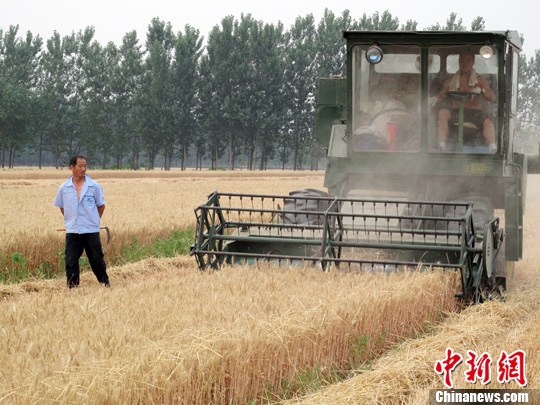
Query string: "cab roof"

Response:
xmin=343 ymin=30 xmax=522 ymax=51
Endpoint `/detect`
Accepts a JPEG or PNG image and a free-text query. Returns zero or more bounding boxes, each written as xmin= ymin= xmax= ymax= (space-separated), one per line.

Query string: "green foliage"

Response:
xmin=36 ymin=261 xmax=55 ymax=279
xmin=0 ymin=252 xmax=30 ymax=283
xmin=470 ymin=17 xmax=486 ymax=31
xmin=262 ymin=364 xmax=343 ymax=401
xmin=356 ymin=10 xmax=400 ymax=30
xmin=282 ymin=14 xmax=317 ymax=171
xmin=10 ymin=251 xmax=26 ymax=265
xmin=114 ymin=228 xmax=193 ymax=263
xmin=376 ymin=328 xmax=389 ymax=346
xmin=170 ymin=25 xmax=203 ymax=170
xmin=0 ymin=25 xmax=41 ymax=168
xmin=518 ymin=49 xmax=540 ymax=134
xmin=426 ymin=12 xmax=471 ymax=31
xmin=349 ymin=334 xmax=370 ymax=360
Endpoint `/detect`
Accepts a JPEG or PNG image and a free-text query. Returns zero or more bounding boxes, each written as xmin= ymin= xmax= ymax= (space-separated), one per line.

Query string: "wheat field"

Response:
xmin=0 ymin=168 xmax=539 ymax=404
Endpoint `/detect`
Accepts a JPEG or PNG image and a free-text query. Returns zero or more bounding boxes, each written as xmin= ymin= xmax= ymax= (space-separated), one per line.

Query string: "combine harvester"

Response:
xmin=191 ymin=30 xmax=539 ymax=303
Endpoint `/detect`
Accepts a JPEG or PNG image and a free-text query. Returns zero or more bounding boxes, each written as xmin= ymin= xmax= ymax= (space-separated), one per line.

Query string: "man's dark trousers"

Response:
xmin=65 ymin=232 xmax=109 ymax=287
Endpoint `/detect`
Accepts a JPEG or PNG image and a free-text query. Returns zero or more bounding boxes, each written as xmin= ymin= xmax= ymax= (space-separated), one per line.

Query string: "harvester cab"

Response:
xmin=191 ymin=31 xmax=536 ymax=303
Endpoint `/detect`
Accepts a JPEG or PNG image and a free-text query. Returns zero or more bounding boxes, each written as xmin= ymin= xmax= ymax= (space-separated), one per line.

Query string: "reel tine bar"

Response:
xmin=190 ymin=192 xmax=479 ymax=273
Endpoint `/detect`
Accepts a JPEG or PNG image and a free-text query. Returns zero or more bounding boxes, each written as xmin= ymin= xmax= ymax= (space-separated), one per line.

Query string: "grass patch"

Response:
xmin=349 ymin=334 xmax=370 ymax=361
xmin=113 ymin=228 xmax=193 ymax=264
xmin=0 ymin=252 xmax=31 ymax=283
xmin=260 ymin=364 xmax=345 ymax=402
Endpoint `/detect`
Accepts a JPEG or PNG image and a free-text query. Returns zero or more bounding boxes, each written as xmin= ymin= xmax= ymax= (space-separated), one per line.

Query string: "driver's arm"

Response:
xmin=429 ymin=78 xmax=451 ymax=107
xmin=477 ymin=76 xmax=496 ymax=102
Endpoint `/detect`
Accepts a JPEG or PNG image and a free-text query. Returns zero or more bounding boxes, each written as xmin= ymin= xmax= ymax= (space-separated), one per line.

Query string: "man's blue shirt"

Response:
xmin=54 ymin=175 xmax=105 ymax=234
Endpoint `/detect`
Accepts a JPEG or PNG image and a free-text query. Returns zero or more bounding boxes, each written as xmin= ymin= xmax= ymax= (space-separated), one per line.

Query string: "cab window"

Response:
xmin=351 ymin=44 xmax=421 ymax=152
xmin=427 ymin=45 xmax=499 ymax=154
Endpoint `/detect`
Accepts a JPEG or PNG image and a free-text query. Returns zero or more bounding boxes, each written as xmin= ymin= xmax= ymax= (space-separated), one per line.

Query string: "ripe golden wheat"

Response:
xmin=0 ymin=260 xmax=459 ymax=404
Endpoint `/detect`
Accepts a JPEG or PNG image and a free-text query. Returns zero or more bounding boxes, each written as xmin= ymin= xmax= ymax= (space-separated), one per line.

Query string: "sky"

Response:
xmin=1 ymin=0 xmax=539 ymax=58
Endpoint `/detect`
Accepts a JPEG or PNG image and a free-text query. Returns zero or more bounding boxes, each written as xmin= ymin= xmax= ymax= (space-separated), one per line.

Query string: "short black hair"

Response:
xmin=459 ymin=50 xmax=476 ymax=59
xmin=69 ymin=155 xmax=87 ymax=167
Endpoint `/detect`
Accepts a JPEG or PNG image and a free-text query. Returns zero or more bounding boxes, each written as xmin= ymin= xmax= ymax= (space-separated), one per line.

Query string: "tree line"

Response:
xmin=1 ymin=10 xmax=539 ymax=170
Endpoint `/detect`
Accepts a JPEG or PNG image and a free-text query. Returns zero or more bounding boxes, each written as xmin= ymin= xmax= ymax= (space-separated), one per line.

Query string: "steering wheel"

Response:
xmin=446 ymin=91 xmax=479 ymax=103
xmin=446 ymin=91 xmax=482 ymax=151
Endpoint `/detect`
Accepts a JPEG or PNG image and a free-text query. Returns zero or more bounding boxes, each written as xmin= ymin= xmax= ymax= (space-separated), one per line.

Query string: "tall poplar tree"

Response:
xmin=139 ymin=18 xmax=175 ymax=169
xmin=281 ymin=14 xmax=317 ymax=170
xmin=0 ymin=26 xmax=41 ymax=168
xmin=114 ymin=31 xmax=144 ymax=169
xmin=171 ymin=25 xmax=203 ymax=170
xmin=203 ymin=16 xmax=238 ymax=169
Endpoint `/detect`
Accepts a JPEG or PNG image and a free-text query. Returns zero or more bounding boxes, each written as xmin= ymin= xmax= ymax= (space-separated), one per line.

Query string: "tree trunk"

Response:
xmin=148 ymin=147 xmax=155 ymax=170
xmin=132 ymin=150 xmax=139 ymax=170
xmin=240 ymin=135 xmax=246 ymax=170
xmin=182 ymin=144 xmax=187 ymax=171
xmin=200 ymin=148 xmax=205 ymax=170
xmin=211 ymin=147 xmax=217 ymax=170
xmin=293 ymin=144 xmax=299 ymax=171
xmin=228 ymin=137 xmax=236 ymax=170
xmin=9 ymin=146 xmax=15 ymax=169
xmin=131 ymin=137 xmax=139 ymax=169
xmin=54 ymin=147 xmax=61 ymax=169
xmin=38 ymin=133 xmax=43 ymax=169
xmin=249 ymin=129 xmax=258 ymax=171
xmin=167 ymin=148 xmax=173 ymax=170
xmin=259 ymin=148 xmax=265 ymax=171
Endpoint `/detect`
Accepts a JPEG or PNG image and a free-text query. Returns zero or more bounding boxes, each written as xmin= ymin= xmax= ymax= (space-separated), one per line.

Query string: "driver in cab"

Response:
xmin=431 ymin=52 xmax=497 ymax=153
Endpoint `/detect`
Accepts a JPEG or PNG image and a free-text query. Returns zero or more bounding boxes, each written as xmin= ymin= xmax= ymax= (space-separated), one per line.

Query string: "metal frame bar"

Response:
xmin=192 ymin=193 xmax=476 ymax=262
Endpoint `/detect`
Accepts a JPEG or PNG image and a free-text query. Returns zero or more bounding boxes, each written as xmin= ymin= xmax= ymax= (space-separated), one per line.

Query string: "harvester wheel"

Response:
xmin=492 ymin=237 xmax=512 ymax=301
xmin=467 ymin=218 xmax=506 ymax=304
xmin=281 ymin=189 xmax=330 ymax=225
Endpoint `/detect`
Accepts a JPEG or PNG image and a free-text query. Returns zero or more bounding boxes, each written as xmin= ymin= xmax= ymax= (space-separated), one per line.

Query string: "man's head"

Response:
xmin=69 ymin=155 xmax=87 ymax=180
xmin=458 ymin=52 xmax=476 ymax=73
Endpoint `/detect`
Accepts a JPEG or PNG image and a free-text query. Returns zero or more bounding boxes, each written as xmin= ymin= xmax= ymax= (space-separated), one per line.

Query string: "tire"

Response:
xmin=281 ymin=189 xmax=331 ymax=225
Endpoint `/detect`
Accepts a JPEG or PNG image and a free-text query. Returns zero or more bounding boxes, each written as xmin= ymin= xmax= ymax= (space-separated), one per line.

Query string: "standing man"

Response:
xmin=54 ymin=155 xmax=110 ymax=288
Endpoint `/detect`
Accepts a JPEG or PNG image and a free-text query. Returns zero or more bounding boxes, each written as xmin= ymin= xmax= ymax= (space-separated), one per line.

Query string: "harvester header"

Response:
xmin=191 ymin=191 xmax=502 ymax=302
